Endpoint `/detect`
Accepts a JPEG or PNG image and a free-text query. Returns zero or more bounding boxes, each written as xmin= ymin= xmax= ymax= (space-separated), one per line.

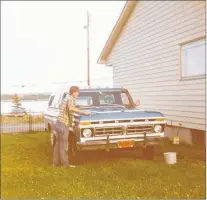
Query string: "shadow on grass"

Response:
xmin=70 ymin=142 xmax=205 ymax=166
xmin=2 ymin=132 xmax=205 ymax=167
xmin=80 ymin=148 xmax=142 ymax=164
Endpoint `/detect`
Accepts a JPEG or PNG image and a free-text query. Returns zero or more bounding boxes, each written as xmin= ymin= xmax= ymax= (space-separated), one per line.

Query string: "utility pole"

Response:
xmin=84 ymin=10 xmax=90 ymax=87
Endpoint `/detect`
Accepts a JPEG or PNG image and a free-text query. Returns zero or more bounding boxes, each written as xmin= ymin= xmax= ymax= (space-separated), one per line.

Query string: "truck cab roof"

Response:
xmin=51 ymin=86 xmax=126 ymax=96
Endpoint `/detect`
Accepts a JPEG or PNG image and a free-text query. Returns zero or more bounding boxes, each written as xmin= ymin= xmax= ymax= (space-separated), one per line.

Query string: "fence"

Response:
xmin=1 ymin=112 xmax=46 ymax=134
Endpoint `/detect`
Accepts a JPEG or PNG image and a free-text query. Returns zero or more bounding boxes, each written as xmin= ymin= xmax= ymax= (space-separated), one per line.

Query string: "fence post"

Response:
xmin=29 ymin=113 xmax=32 ymax=132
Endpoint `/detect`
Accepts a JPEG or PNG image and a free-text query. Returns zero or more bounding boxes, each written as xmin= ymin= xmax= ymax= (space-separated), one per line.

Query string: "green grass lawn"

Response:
xmin=1 ymin=132 xmax=206 ymax=199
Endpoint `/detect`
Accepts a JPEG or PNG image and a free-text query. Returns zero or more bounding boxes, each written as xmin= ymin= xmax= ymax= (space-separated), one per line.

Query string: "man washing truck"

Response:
xmin=52 ymin=86 xmax=91 ymax=167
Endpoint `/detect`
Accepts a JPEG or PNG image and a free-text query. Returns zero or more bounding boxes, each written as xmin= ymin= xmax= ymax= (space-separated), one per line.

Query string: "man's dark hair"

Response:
xmin=69 ymin=86 xmax=79 ymax=95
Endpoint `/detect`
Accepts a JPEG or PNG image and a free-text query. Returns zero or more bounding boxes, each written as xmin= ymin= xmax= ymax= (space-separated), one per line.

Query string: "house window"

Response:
xmin=181 ymin=39 xmax=205 ymax=79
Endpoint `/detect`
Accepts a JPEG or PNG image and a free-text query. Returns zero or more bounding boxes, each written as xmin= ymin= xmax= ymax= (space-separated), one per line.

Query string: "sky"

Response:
xmin=1 ymin=1 xmax=126 ymax=94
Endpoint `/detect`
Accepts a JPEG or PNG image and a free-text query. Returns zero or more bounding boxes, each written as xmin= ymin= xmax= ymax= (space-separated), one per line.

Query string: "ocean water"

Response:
xmin=1 ymin=100 xmax=48 ymax=114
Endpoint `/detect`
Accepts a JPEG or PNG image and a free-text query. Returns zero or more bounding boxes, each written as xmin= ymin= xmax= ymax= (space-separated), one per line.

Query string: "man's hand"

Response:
xmin=83 ymin=110 xmax=91 ymax=115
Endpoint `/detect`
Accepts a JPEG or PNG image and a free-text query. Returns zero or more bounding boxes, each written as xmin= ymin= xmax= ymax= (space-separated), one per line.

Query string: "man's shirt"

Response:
xmin=58 ymin=94 xmax=76 ymax=126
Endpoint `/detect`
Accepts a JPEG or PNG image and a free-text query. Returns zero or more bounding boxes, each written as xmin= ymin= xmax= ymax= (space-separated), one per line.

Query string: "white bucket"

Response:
xmin=163 ymin=152 xmax=177 ymax=164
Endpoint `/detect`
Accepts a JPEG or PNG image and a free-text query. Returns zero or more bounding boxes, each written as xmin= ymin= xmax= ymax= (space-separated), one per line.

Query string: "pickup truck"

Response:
xmin=44 ymin=87 xmax=166 ymax=164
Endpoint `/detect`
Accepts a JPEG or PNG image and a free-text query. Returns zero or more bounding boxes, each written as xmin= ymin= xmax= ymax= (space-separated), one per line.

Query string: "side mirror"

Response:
xmin=135 ymin=100 xmax=140 ymax=106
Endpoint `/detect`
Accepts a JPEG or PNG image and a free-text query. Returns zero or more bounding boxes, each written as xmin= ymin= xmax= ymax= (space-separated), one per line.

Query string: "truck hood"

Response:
xmin=79 ymin=107 xmax=164 ymax=121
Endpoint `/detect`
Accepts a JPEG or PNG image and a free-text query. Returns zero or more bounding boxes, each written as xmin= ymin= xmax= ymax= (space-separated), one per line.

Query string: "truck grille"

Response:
xmin=95 ymin=127 xmax=122 ymax=136
xmin=127 ymin=125 xmax=153 ymax=134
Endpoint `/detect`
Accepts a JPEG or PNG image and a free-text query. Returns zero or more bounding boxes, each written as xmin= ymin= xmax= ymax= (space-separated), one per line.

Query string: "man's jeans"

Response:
xmin=52 ymin=121 xmax=69 ymax=166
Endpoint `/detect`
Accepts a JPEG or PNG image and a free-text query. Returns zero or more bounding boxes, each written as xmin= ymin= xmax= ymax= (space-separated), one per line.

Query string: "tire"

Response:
xmin=68 ymin=134 xmax=84 ymax=165
xmin=142 ymin=146 xmax=155 ymax=160
xmin=50 ymin=129 xmax=57 ymax=165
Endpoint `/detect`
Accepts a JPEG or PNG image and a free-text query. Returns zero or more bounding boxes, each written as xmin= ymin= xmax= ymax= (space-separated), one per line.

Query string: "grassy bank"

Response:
xmin=1 ymin=132 xmax=205 ymax=199
xmin=1 ymin=114 xmax=44 ymax=125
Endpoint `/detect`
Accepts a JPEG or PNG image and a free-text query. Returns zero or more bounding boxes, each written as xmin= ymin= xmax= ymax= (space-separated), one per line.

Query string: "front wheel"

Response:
xmin=68 ymin=134 xmax=84 ymax=165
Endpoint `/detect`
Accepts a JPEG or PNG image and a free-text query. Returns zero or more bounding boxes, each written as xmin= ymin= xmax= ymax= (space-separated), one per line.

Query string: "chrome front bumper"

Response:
xmin=76 ymin=132 xmax=165 ymax=151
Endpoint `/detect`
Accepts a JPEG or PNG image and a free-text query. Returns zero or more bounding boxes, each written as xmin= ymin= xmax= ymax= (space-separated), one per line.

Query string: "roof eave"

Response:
xmin=97 ymin=0 xmax=137 ymax=65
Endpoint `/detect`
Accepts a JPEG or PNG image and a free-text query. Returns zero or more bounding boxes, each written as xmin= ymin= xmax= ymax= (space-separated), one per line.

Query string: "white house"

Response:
xmin=98 ymin=1 xmax=206 ymax=144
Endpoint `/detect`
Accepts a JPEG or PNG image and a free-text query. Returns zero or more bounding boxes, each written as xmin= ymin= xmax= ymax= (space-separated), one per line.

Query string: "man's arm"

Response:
xmin=69 ymin=104 xmax=85 ymax=114
xmin=67 ymin=99 xmax=90 ymax=115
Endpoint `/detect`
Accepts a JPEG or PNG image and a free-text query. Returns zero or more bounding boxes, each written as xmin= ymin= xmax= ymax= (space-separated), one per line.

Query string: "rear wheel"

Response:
xmin=50 ymin=130 xmax=56 ymax=163
xmin=50 ymin=130 xmax=56 ymax=149
xmin=142 ymin=146 xmax=155 ymax=160
xmin=50 ymin=128 xmax=57 ymax=165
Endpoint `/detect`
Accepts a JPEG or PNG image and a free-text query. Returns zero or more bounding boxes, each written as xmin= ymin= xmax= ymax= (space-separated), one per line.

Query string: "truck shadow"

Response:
xmin=77 ymin=142 xmax=206 ymax=165
xmin=79 ymin=148 xmax=144 ymax=165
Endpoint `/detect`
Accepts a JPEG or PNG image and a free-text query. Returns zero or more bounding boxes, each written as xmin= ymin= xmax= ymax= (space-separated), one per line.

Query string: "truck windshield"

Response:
xmin=76 ymin=96 xmax=93 ymax=107
xmin=77 ymin=91 xmax=135 ymax=108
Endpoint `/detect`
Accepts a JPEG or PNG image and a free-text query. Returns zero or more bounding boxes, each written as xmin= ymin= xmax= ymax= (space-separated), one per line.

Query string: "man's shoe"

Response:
xmin=68 ymin=165 xmax=76 ymax=167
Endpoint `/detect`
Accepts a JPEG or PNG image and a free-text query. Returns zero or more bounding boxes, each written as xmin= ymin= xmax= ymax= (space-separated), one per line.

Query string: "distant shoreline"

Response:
xmin=1 ymin=99 xmax=48 ymax=102
xmin=1 ymin=94 xmax=50 ymax=101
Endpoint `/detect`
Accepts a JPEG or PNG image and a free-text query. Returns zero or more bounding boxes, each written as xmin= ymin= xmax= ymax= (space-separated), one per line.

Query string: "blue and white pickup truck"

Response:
xmin=44 ymin=87 xmax=166 ymax=164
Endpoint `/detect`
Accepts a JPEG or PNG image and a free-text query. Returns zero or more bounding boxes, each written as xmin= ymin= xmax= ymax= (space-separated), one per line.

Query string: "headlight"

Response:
xmin=154 ymin=125 xmax=162 ymax=133
xmin=82 ymin=129 xmax=92 ymax=137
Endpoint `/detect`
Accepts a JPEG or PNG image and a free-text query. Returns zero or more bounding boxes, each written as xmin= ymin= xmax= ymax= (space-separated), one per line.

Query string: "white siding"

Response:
xmin=107 ymin=1 xmax=206 ymax=131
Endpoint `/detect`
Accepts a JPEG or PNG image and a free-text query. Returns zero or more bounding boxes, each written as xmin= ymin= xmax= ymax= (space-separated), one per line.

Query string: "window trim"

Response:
xmin=61 ymin=93 xmax=68 ymax=103
xmin=53 ymin=94 xmax=61 ymax=108
xmin=48 ymin=96 xmax=55 ymax=107
xmin=180 ymin=36 xmax=206 ymax=81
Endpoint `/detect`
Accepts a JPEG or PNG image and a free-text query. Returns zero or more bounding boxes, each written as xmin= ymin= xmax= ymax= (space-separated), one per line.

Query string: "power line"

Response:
xmin=12 ymin=77 xmax=112 ymax=87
